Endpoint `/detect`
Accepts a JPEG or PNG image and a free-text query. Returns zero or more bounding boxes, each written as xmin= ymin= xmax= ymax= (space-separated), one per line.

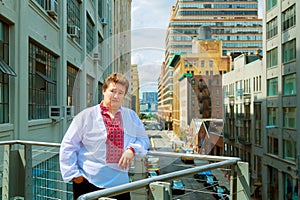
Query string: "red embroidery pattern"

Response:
xmin=100 ymin=103 xmax=124 ymax=163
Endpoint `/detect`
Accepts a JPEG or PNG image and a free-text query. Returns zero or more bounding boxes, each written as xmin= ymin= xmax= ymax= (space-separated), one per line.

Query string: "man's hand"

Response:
xmin=73 ymin=176 xmax=85 ymax=184
xmin=118 ymin=148 xmax=135 ymax=170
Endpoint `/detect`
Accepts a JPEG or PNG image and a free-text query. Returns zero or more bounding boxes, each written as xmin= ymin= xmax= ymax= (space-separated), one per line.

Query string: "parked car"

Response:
xmin=212 ymin=185 xmax=230 ymax=200
xmin=147 ymin=171 xmax=158 ymax=178
xmin=194 ymin=170 xmax=213 ymax=182
xmin=171 ymin=179 xmax=185 ymax=195
xmin=204 ymin=174 xmax=219 ymax=189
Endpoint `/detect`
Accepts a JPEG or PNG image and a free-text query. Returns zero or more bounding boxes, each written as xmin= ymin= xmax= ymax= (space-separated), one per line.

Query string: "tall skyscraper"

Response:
xmin=165 ymin=0 xmax=262 ymax=64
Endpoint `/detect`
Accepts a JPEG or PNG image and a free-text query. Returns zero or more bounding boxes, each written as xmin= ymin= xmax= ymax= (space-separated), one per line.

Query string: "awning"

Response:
xmin=36 ymin=71 xmax=56 ymax=84
xmin=0 ymin=58 xmax=16 ymax=76
xmin=167 ymin=53 xmax=180 ymax=67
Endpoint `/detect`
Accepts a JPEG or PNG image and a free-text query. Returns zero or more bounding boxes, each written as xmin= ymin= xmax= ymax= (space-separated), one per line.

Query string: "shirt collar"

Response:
xmin=100 ymin=101 xmax=122 ymax=114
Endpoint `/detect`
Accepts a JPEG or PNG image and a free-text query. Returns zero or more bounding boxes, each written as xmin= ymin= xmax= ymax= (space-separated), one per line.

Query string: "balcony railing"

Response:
xmin=0 ymin=140 xmax=250 ymax=200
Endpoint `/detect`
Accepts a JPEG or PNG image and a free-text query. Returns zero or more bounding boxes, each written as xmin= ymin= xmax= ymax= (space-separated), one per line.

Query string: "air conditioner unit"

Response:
xmin=46 ymin=0 xmax=58 ymax=18
xmin=49 ymin=106 xmax=63 ymax=121
xmin=101 ymin=18 xmax=108 ymax=25
xmin=93 ymin=52 xmax=100 ymax=61
xmin=68 ymin=25 xmax=80 ymax=38
xmin=64 ymin=106 xmax=74 ymax=118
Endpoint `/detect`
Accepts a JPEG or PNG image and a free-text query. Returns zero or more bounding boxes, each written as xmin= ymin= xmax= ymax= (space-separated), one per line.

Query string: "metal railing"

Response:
xmin=0 ymin=140 xmax=249 ymax=200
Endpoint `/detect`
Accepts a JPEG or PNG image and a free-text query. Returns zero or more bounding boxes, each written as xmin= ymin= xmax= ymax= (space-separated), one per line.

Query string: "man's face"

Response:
xmin=103 ymin=82 xmax=126 ymax=110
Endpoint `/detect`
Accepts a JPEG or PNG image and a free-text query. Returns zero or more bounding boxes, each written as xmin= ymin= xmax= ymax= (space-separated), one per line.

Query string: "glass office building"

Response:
xmin=166 ymin=0 xmax=262 ymax=64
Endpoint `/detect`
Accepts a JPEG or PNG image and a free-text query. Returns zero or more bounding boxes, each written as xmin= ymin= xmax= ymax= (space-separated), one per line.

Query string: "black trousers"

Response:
xmin=73 ymin=179 xmax=131 ymax=200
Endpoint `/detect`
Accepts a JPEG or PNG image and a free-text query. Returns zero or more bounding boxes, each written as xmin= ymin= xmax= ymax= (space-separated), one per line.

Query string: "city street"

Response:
xmin=148 ymin=130 xmax=230 ymax=200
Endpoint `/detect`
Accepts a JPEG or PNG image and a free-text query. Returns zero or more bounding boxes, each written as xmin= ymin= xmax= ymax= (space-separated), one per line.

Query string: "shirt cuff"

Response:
xmin=126 ymin=146 xmax=135 ymax=155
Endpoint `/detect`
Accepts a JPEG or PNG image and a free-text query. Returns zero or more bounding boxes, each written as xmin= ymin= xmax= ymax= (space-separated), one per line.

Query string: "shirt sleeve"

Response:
xmin=59 ymin=115 xmax=84 ymax=182
xmin=123 ymin=109 xmax=150 ymax=157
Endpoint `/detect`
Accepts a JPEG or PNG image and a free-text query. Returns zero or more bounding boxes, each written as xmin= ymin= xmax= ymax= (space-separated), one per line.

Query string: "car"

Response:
xmin=212 ymin=185 xmax=230 ymax=200
xmin=147 ymin=171 xmax=158 ymax=178
xmin=194 ymin=170 xmax=213 ymax=182
xmin=204 ymin=174 xmax=219 ymax=189
xmin=156 ymin=124 xmax=163 ymax=131
xmin=171 ymin=179 xmax=185 ymax=195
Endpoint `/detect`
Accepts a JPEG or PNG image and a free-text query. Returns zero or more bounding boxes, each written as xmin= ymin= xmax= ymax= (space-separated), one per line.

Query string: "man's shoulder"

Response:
xmin=121 ymin=107 xmax=138 ymax=118
xmin=75 ymin=105 xmax=98 ymax=119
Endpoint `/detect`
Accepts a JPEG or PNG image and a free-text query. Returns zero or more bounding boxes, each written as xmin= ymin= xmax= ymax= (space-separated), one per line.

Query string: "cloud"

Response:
xmin=131 ymin=1 xmax=175 ymax=93
xmin=132 ymin=0 xmax=175 ymax=29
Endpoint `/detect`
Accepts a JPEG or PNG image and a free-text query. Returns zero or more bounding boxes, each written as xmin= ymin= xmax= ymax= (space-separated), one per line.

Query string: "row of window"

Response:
xmin=178 ymin=3 xmax=258 ymax=9
xmin=267 ymin=136 xmax=296 ymax=162
xmin=169 ymin=35 xmax=262 ymax=41
xmin=169 ymin=42 xmax=262 ymax=49
xmin=267 ymin=73 xmax=296 ymax=96
xmin=178 ymin=10 xmax=258 ymax=16
xmin=267 ymin=107 xmax=297 ymax=129
xmin=224 ymin=75 xmax=262 ymax=97
xmin=0 ymin=23 xmax=103 ymax=123
xmin=169 ymin=28 xmax=262 ymax=36
xmin=170 ymin=21 xmax=262 ymax=28
xmin=266 ymin=5 xmax=296 ymax=40
xmin=267 ymin=39 xmax=296 ymax=68
xmin=179 ymin=0 xmax=257 ymax=2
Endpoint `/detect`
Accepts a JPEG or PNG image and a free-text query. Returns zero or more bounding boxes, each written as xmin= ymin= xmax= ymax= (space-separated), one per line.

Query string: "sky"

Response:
xmin=131 ymin=0 xmax=263 ymax=94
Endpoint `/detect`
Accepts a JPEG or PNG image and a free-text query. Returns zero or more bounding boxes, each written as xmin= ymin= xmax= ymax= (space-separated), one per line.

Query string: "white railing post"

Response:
xmin=149 ymin=182 xmax=172 ymax=200
xmin=237 ymin=161 xmax=250 ymax=199
xmin=1 ymin=145 xmax=10 ymax=200
xmin=230 ymin=161 xmax=249 ymax=200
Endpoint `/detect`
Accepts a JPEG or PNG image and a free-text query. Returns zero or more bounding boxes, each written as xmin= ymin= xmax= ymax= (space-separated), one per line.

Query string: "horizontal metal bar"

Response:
xmin=78 ymin=158 xmax=239 ymax=200
xmin=148 ymin=150 xmax=240 ymax=162
xmin=0 ymin=140 xmax=61 ymax=147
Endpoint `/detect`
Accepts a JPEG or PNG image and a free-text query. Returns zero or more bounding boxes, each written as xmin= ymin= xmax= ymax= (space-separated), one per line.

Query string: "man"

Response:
xmin=59 ymin=73 xmax=150 ymax=199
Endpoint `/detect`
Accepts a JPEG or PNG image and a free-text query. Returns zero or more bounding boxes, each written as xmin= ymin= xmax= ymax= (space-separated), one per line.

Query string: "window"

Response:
xmin=209 ymin=60 xmax=213 ymax=68
xmin=98 ymin=82 xmax=103 ymax=103
xmin=34 ymin=0 xmax=58 ymax=20
xmin=201 ymin=60 xmax=204 ymax=68
xmin=282 ymin=5 xmax=296 ymax=31
xmin=266 ymin=17 xmax=278 ymax=39
xmin=67 ymin=64 xmax=80 ymax=114
xmin=283 ymin=140 xmax=296 ymax=162
xmin=86 ymin=75 xmax=94 ymax=107
xmin=184 ymin=60 xmax=188 ymax=68
xmin=267 ymin=77 xmax=278 ymax=96
xmin=254 ymin=103 xmax=262 ymax=146
xmin=67 ymin=0 xmax=81 ymax=44
xmin=283 ymin=73 xmax=296 ymax=95
xmin=28 ymin=41 xmax=57 ymax=120
xmin=0 ymin=20 xmax=15 ymax=124
xmin=267 ymin=107 xmax=278 ymax=126
xmin=283 ymin=173 xmax=298 ymax=200
xmin=266 ymin=0 xmax=277 ymax=11
xmin=266 ymin=47 xmax=278 ymax=68
xmin=86 ymin=14 xmax=94 ymax=54
xmin=282 ymin=39 xmax=296 ymax=63
xmin=283 ymin=107 xmax=296 ymax=129
xmin=267 ymin=136 xmax=278 ymax=155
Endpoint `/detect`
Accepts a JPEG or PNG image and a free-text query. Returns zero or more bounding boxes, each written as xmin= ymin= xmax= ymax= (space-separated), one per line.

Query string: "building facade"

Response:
xmin=165 ymin=36 xmax=230 ymax=137
xmin=157 ymin=61 xmax=174 ymax=130
xmin=262 ymin=0 xmax=298 ymax=199
xmin=131 ymin=64 xmax=140 ymax=114
xmin=165 ymin=0 xmax=263 ymax=65
xmin=0 ymin=0 xmax=132 ymax=198
xmin=223 ymin=54 xmax=264 ymax=199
